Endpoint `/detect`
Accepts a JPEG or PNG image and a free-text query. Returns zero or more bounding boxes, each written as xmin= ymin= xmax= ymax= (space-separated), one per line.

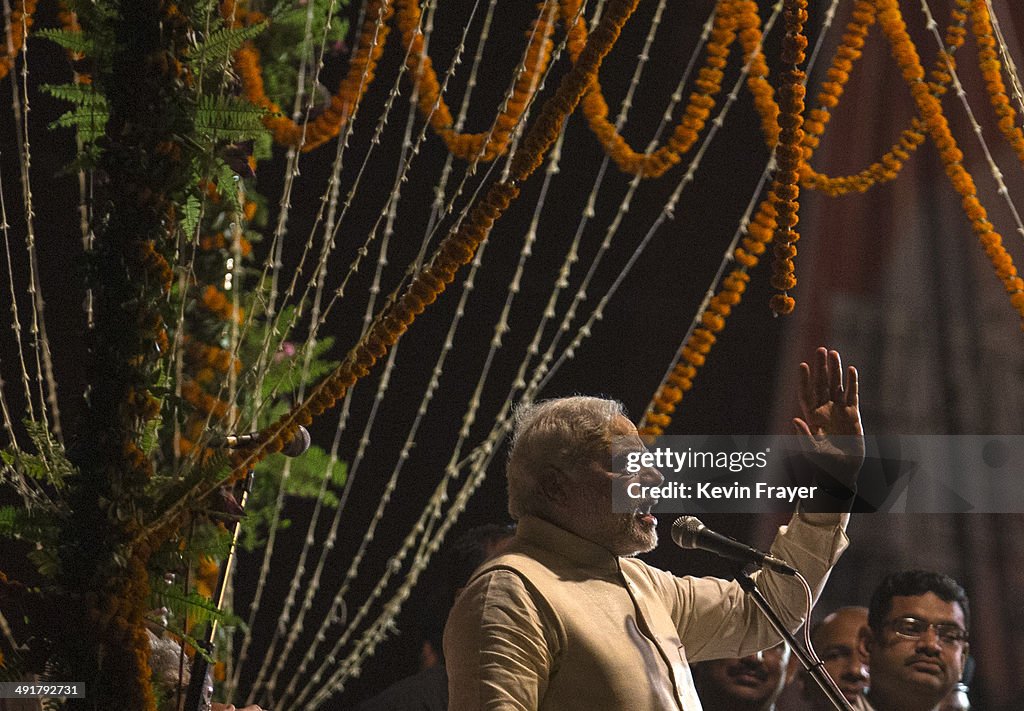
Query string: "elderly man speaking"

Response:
xmin=444 ymin=348 xmax=863 ymax=710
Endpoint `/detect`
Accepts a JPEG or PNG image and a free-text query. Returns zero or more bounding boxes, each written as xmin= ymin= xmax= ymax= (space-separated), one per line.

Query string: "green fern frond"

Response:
xmin=180 ymin=195 xmax=203 ymax=242
xmin=151 ymin=583 xmax=244 ymax=630
xmin=0 ymin=504 xmax=61 ymax=543
xmin=35 ymin=28 xmax=96 ymax=56
xmin=6 ymin=420 xmax=78 ymax=488
xmin=189 ymin=22 xmax=267 ymax=71
xmin=195 ymin=95 xmax=270 ymax=144
xmin=259 ymin=337 xmax=338 ymax=400
xmin=41 ymin=83 xmax=105 ymax=106
xmin=51 ymin=104 xmax=109 ymax=144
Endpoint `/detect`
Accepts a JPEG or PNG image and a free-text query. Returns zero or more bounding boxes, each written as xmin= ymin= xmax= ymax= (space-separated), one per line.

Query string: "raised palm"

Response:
xmin=793 ymin=348 xmax=865 ymax=491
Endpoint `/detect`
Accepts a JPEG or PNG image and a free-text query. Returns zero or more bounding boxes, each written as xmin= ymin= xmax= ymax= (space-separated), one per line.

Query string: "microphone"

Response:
xmin=215 ymin=425 xmax=311 ymax=457
xmin=672 ymin=516 xmax=797 ymax=576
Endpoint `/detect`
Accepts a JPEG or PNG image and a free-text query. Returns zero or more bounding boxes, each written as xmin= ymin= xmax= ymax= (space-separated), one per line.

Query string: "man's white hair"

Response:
xmin=506 ymin=396 xmax=625 ymax=520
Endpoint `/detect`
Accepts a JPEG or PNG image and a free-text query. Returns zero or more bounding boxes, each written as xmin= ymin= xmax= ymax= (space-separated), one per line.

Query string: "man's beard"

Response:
xmin=571 ymin=489 xmax=658 ymax=556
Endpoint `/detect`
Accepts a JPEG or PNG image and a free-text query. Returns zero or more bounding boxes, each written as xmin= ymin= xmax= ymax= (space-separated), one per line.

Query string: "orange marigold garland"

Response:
xmin=799 ymin=1 xmax=969 ymax=195
xmin=396 ymin=0 xmax=557 ymax=163
xmin=562 ymin=0 xmax=738 ymax=178
xmin=876 ymin=0 xmax=1024 ymax=326
xmin=768 ymin=0 xmax=808 ymax=317
xmin=968 ymin=0 xmax=1024 ymax=168
xmin=230 ymin=0 xmax=395 ymax=151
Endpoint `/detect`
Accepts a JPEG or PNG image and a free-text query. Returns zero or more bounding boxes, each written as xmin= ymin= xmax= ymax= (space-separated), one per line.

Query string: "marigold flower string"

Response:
xmin=561 ymin=0 xmax=739 ymax=177
xmin=768 ymin=0 xmax=808 ymax=316
xmin=876 ymin=0 xmax=1024 ymax=325
xmin=968 ymin=0 xmax=1024 ymax=167
xmin=396 ymin=0 xmax=557 ymax=163
xmin=228 ymin=0 xmax=394 ymax=151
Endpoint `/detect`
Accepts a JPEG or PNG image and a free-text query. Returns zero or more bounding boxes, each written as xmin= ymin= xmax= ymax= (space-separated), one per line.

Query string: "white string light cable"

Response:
xmin=525 ymin=0 xmax=785 ymax=405
xmin=240 ymin=0 xmax=381 ymax=428
xmin=276 ymin=9 xmax=577 ymax=708
xmin=984 ymin=0 xmax=1024 ymax=117
xmin=918 ymin=0 xmax=1024 ymax=242
xmin=4 ymin=0 xmax=61 ymax=450
xmin=294 ymin=0 xmax=737 ymax=700
xmin=0 ymin=152 xmax=32 ymax=451
xmin=247 ymin=15 xmax=448 ymax=702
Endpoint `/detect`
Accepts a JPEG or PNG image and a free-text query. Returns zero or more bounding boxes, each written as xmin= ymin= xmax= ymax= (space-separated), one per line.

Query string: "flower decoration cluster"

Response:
xmin=0 ymin=0 xmax=36 ymax=82
xmin=643 ymin=0 xmax=1024 ymax=436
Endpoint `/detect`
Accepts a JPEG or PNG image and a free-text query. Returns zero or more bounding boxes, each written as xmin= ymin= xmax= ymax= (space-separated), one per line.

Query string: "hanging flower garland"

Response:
xmin=799 ymin=2 xmax=968 ymax=195
xmin=877 ymin=0 xmax=1024 ymax=325
xmin=230 ymin=0 xmax=395 ymax=151
xmin=968 ymin=0 xmax=1024 ymax=167
xmin=768 ymin=0 xmax=808 ymax=316
xmin=395 ymin=0 xmax=557 ymax=163
xmin=0 ymin=0 xmax=36 ymax=82
xmin=641 ymin=0 xmax=993 ymax=436
xmin=229 ymin=0 xmax=556 ymax=159
xmin=562 ymin=0 xmax=739 ymax=177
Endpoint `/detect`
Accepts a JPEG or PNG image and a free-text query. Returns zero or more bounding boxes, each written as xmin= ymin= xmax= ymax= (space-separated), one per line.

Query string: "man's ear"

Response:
xmin=858 ymin=625 xmax=874 ymax=665
xmin=539 ymin=466 xmax=570 ymax=505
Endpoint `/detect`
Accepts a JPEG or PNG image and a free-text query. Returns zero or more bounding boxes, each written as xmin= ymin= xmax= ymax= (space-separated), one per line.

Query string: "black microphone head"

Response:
xmin=281 ymin=426 xmax=312 ymax=457
xmin=671 ymin=515 xmax=705 ymax=549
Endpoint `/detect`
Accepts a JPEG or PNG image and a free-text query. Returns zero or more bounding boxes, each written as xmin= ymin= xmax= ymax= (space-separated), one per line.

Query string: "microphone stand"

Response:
xmin=184 ymin=468 xmax=255 ymax=711
xmin=735 ymin=572 xmax=855 ymax=711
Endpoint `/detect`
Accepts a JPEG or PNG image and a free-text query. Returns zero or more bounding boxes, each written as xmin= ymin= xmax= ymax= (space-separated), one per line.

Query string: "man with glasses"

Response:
xmin=858 ymin=571 xmax=970 ymax=711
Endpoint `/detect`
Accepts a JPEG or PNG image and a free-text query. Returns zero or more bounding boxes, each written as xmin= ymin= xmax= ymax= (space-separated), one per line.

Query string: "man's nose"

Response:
xmin=642 ymin=463 xmax=664 ymax=486
xmin=843 ymin=656 xmax=868 ymax=682
xmin=916 ymin=628 xmax=944 ymax=654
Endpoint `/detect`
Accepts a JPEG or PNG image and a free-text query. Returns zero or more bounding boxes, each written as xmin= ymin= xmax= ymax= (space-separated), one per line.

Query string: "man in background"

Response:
xmin=783 ymin=606 xmax=869 ymax=710
xmin=692 ymin=643 xmax=790 ymax=711
xmin=859 ymin=571 xmax=970 ymax=711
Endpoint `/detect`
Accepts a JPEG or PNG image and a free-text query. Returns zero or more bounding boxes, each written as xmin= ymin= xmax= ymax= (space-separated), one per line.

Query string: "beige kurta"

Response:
xmin=444 ymin=511 xmax=849 ymax=711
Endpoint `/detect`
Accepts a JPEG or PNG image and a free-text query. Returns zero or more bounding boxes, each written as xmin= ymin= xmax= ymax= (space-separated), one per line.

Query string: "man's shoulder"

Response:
xmin=468 ymin=543 xmax=562 ymax=583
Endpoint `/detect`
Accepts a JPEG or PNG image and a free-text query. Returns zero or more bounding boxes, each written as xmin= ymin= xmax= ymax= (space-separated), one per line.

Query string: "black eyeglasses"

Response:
xmin=887 ymin=617 xmax=968 ymax=646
